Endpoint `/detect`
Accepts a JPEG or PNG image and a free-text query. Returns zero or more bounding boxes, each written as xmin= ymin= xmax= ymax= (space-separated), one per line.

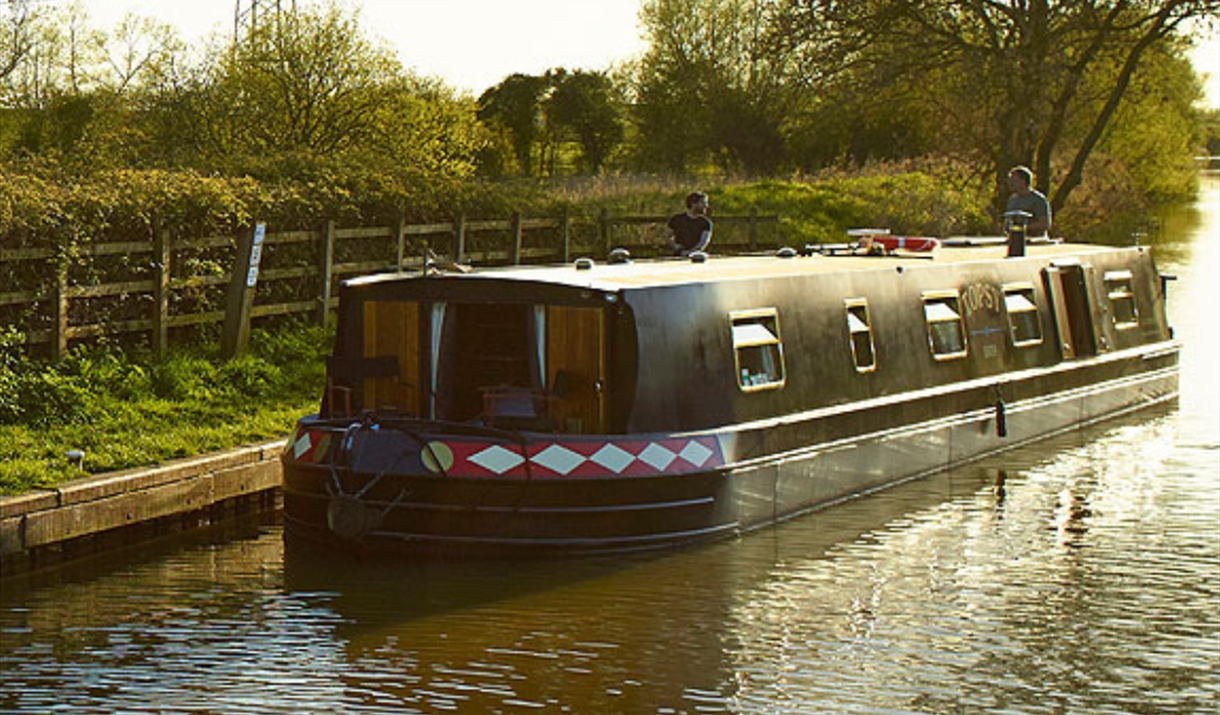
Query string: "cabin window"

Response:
xmin=1104 ymin=271 xmax=1139 ymax=329
xmin=1003 ymin=283 xmax=1043 ymax=347
xmin=922 ymin=292 xmax=968 ymax=360
xmin=731 ymin=309 xmax=785 ymax=391
xmin=844 ymin=299 xmax=876 ymax=372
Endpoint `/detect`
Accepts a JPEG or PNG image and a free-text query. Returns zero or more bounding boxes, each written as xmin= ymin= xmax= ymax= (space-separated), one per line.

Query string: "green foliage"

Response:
xmin=0 ymin=0 xmax=1209 ymax=239
xmin=476 ymin=68 xmax=628 ymax=177
xmin=478 ymin=74 xmax=550 ymax=176
xmin=0 ymin=321 xmax=329 ymax=494
xmin=815 ymin=168 xmax=994 ymax=237
xmin=180 ymin=2 xmax=488 ymax=189
xmin=704 ymin=168 xmax=991 ymax=245
xmin=150 ymin=353 xmax=222 ymax=402
xmin=0 ymin=332 xmax=142 ymax=428
xmin=0 ymin=3 xmax=483 ymax=205
xmin=548 ymin=70 xmax=626 ymax=173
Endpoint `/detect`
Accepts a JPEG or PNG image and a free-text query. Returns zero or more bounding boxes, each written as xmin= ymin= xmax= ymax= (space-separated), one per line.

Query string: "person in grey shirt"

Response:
xmin=1003 ymin=166 xmax=1051 ymax=257
xmin=1005 ymin=166 xmax=1052 ymax=237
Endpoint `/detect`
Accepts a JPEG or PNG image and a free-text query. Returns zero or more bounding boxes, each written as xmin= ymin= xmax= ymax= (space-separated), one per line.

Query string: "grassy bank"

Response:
xmin=0 ymin=324 xmax=329 ymax=495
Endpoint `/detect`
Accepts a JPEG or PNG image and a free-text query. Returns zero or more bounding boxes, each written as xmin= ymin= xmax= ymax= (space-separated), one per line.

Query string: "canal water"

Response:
xmin=2 ymin=179 xmax=1217 ymax=715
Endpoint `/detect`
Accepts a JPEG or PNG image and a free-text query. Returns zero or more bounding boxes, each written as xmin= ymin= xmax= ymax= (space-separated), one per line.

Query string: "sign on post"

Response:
xmin=221 ymin=223 xmax=266 ymax=359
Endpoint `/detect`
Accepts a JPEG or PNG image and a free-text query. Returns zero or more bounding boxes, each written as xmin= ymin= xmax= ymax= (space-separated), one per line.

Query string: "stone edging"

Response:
xmin=0 ymin=440 xmax=287 ymax=576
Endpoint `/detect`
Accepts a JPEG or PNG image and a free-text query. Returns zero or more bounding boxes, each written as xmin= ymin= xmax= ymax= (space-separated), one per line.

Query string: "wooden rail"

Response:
xmin=0 ymin=211 xmax=779 ymax=358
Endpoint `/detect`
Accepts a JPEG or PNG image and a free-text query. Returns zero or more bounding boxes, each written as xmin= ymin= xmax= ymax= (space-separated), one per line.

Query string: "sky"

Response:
xmin=79 ymin=0 xmax=648 ymax=96
xmin=75 ymin=0 xmax=1218 ymax=107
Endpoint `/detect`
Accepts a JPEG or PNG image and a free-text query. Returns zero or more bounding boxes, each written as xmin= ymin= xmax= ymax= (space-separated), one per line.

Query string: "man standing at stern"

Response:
xmin=1003 ymin=166 xmax=1052 ymax=257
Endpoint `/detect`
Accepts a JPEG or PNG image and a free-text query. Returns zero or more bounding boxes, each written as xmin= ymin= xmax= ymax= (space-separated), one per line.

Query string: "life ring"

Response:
xmin=327 ymin=493 xmax=375 ymax=540
xmin=858 ymin=235 xmax=941 ymax=253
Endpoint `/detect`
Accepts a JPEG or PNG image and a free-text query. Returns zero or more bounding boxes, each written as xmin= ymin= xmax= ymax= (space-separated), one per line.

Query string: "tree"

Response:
xmin=204 ymin=5 xmax=403 ymax=158
xmin=373 ymin=76 xmax=485 ymax=182
xmin=546 ymin=70 xmax=624 ymax=173
xmin=476 ymin=69 xmax=626 ymax=176
xmin=779 ymin=0 xmax=1220 ymax=212
xmin=138 ymin=3 xmax=482 ymax=184
xmin=96 ymin=14 xmax=182 ymax=96
xmin=477 ymin=73 xmax=549 ymax=175
xmin=0 ymin=0 xmax=36 ymax=91
xmin=633 ymin=0 xmax=801 ymax=173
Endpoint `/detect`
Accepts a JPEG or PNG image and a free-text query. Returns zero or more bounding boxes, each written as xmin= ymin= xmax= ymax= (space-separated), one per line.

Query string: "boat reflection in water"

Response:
xmin=279 ymin=441 xmax=1023 ymax=712
xmin=281 ymin=235 xmax=1179 ymax=558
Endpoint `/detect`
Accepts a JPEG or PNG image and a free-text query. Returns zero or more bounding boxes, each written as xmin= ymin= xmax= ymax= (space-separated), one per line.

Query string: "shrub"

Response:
xmin=150 ymin=353 xmax=222 ymax=402
xmin=215 ymin=355 xmax=282 ymax=400
xmin=6 ymin=370 xmax=101 ymax=427
xmin=58 ymin=345 xmax=152 ymax=401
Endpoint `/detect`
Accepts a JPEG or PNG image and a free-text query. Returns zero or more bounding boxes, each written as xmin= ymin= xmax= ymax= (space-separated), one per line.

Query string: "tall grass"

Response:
xmin=0 ymin=322 xmax=329 ymax=495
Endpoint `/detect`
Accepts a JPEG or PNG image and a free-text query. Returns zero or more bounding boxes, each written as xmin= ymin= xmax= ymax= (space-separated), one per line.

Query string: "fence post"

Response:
xmin=318 ymin=221 xmax=335 ymax=327
xmin=599 ymin=208 xmax=609 ymax=256
xmin=748 ymin=207 xmax=758 ymax=251
xmin=221 ymin=222 xmax=265 ymax=359
xmin=510 ymin=212 xmax=523 ymax=265
xmin=395 ymin=214 xmax=406 ymax=273
xmin=152 ymin=223 xmax=171 ymax=358
xmin=561 ymin=208 xmax=571 ymax=263
xmin=52 ymin=255 xmax=69 ymax=361
xmin=453 ymin=213 xmax=466 ymax=263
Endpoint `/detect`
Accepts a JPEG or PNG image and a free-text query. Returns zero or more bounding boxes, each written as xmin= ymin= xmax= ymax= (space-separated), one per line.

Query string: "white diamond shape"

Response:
xmin=638 ymin=443 xmax=677 ymax=470
xmin=531 ymin=444 xmax=587 ymax=475
xmin=469 ymin=445 xmax=526 ymax=474
xmin=293 ymin=432 xmax=312 ymax=459
xmin=590 ymin=444 xmax=636 ymax=474
xmin=678 ymin=441 xmax=713 ymax=467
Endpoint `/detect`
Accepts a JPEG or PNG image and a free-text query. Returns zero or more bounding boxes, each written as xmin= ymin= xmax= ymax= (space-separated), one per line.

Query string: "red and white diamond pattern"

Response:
xmin=455 ymin=436 xmax=721 ymax=478
xmin=288 ymin=429 xmax=331 ymax=463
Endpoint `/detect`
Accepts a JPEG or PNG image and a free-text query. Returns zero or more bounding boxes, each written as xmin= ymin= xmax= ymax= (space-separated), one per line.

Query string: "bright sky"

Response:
xmin=1191 ymin=38 xmax=1219 ymax=111
xmin=78 ymin=0 xmax=648 ymax=96
xmin=74 ymin=0 xmax=1219 ymax=107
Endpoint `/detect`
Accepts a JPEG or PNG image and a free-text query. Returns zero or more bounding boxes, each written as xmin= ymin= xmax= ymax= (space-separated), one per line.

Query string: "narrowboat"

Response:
xmin=281 ymin=236 xmax=1179 ymax=557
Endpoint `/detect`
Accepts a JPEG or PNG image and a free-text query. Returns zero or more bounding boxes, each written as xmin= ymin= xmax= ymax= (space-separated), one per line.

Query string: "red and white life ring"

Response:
xmin=857 ymin=234 xmax=941 ymax=253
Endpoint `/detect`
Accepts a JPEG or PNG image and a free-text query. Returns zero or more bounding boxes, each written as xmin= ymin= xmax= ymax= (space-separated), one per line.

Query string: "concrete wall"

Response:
xmin=0 ymin=440 xmax=285 ymax=577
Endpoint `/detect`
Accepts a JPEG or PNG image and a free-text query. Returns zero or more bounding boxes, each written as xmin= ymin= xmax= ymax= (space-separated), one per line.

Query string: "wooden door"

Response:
xmin=546 ymin=306 xmax=606 ymax=433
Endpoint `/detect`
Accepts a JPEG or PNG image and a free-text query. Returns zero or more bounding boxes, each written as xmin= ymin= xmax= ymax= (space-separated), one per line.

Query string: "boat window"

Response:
xmin=1003 ymin=283 xmax=1043 ymax=347
xmin=844 ymin=299 xmax=876 ymax=372
xmin=731 ymin=309 xmax=785 ymax=391
xmin=922 ymin=292 xmax=968 ymax=360
xmin=1104 ymin=271 xmax=1139 ymax=329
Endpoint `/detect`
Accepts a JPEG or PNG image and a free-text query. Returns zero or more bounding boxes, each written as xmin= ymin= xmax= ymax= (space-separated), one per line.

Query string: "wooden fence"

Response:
xmin=0 ymin=210 xmax=778 ymax=359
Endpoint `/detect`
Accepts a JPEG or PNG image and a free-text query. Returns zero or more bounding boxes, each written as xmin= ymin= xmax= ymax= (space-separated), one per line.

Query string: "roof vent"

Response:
xmin=688 ymin=250 xmax=708 ymax=264
xmin=575 ymin=257 xmax=595 ymax=270
xmin=775 ymin=246 xmax=797 ymax=259
xmin=608 ymin=247 xmax=632 ymax=264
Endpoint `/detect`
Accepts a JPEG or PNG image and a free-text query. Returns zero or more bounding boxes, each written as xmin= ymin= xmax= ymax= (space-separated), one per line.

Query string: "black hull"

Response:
xmin=282 ymin=343 xmax=1178 ymax=558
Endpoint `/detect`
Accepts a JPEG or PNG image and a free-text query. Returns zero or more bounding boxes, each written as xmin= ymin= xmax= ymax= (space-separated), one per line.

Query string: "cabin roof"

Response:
xmin=344 ymin=241 xmax=1130 ymax=294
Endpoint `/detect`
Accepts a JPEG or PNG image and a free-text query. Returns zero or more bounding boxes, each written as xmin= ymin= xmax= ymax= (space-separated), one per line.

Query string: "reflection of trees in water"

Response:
xmin=272 ymin=467 xmax=984 ymax=712
xmin=1 ymin=514 xmax=279 ymax=629
xmin=0 ymin=514 xmax=308 ymax=713
xmin=1085 ymin=173 xmax=1216 ymax=259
